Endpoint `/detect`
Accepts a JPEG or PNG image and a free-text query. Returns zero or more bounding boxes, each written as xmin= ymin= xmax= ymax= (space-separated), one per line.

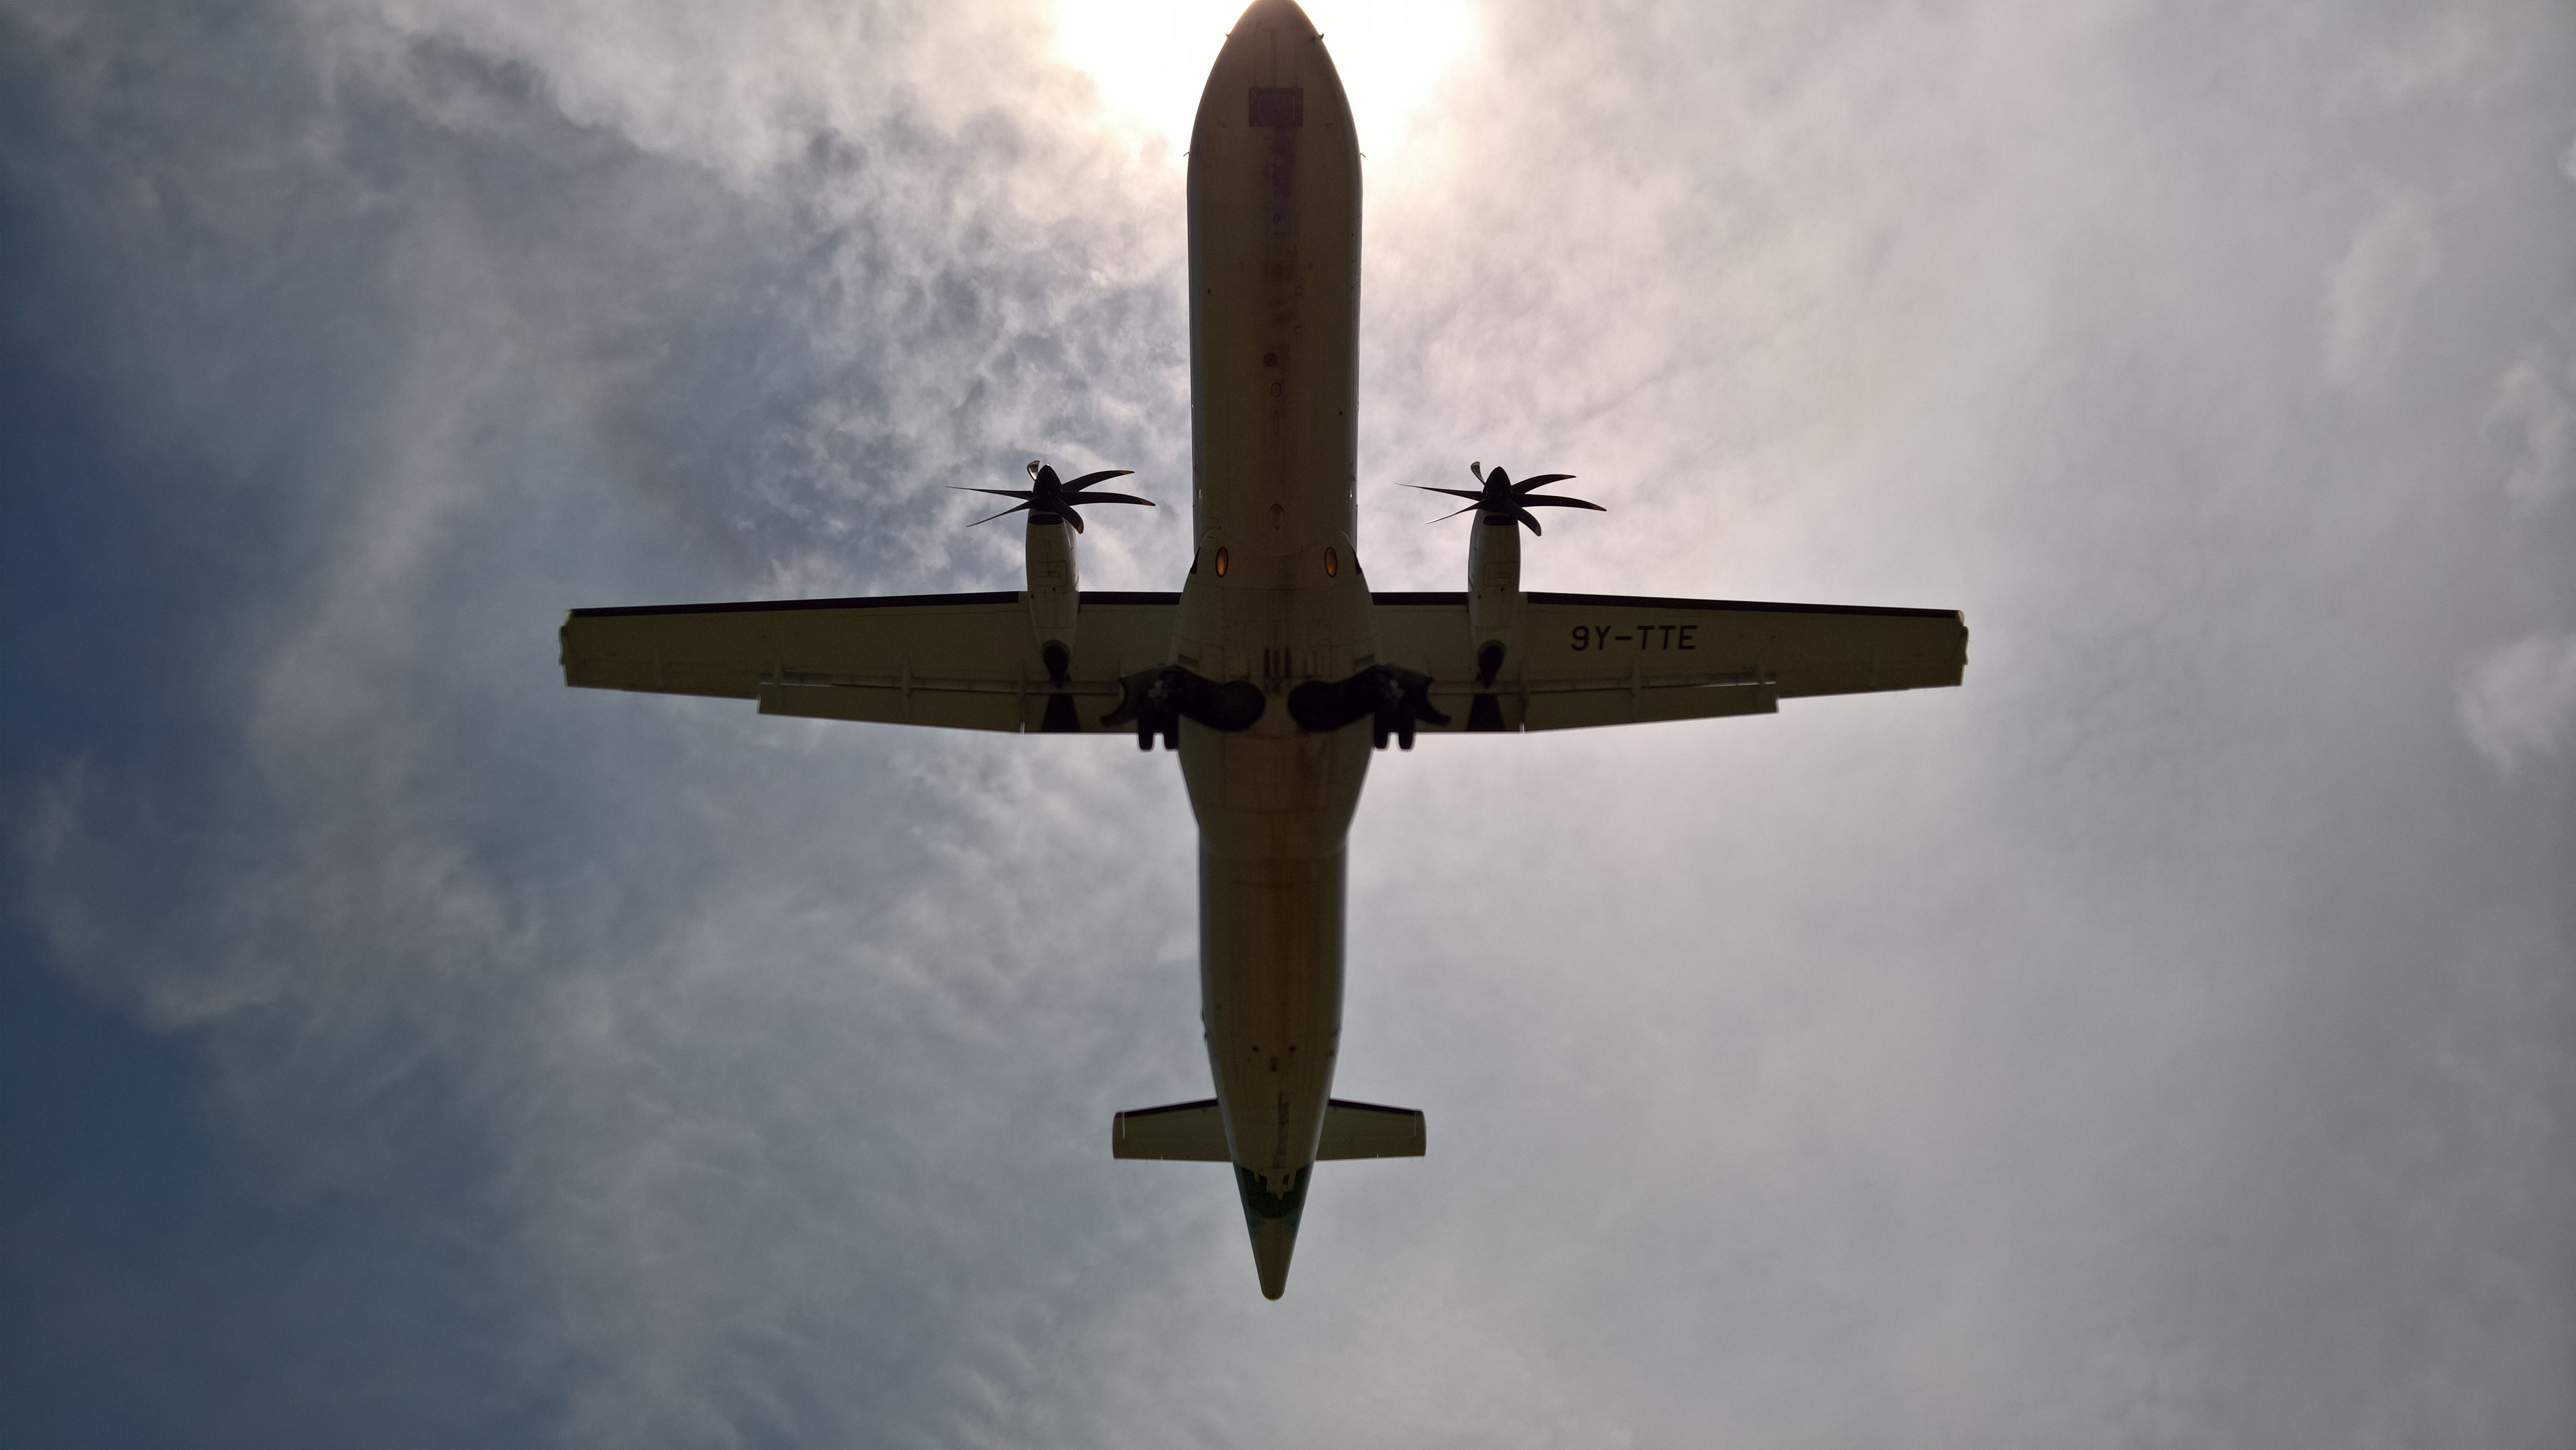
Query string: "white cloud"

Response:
xmin=1049 ymin=0 xmax=1480 ymax=164
xmin=2459 ymin=631 xmax=2576 ymax=772
xmin=2487 ymin=338 xmax=2576 ymax=509
xmin=2323 ymin=190 xmax=2441 ymax=389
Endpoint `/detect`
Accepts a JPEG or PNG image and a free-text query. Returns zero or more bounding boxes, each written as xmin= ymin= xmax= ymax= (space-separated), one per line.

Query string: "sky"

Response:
xmin=3 ymin=0 xmax=2572 ymax=1445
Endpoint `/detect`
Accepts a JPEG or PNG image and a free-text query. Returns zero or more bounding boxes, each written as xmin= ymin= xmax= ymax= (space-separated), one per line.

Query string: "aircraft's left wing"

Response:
xmin=560 ymin=591 xmax=1178 ymax=733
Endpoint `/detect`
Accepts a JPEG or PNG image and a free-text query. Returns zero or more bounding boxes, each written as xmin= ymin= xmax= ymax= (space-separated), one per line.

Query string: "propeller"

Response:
xmin=1406 ymin=461 xmax=1603 ymax=536
xmin=953 ymin=459 xmax=1154 ymax=534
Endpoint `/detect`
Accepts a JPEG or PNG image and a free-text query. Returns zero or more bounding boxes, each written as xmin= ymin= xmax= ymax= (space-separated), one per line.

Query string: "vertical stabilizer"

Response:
xmin=1234 ymin=1166 xmax=1313 ymax=1300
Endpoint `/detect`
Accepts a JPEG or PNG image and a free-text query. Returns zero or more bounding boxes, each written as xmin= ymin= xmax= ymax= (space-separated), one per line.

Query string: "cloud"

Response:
xmin=2488 ymin=338 xmax=2576 ymax=509
xmin=7 ymin=0 xmax=2576 ymax=1446
xmin=2459 ymin=631 xmax=2576 ymax=771
xmin=2323 ymin=189 xmax=2441 ymax=389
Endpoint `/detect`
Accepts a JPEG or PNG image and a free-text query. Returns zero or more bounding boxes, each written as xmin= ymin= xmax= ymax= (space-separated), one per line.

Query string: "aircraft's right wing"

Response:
xmin=1373 ymin=591 xmax=1967 ymax=732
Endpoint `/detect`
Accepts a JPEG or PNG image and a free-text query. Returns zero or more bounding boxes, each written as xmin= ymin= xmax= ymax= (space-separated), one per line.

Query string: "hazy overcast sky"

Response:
xmin=5 ymin=0 xmax=2572 ymax=1446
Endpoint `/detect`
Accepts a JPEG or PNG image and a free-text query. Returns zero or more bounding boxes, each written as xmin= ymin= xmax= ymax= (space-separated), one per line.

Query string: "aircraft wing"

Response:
xmin=560 ymin=591 xmax=1179 ymax=733
xmin=1372 ymin=591 xmax=1967 ymax=732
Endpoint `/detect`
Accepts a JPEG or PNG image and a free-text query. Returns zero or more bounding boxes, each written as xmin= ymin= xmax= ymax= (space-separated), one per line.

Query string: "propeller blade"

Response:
xmin=1420 ymin=465 xmax=1598 ymax=529
xmin=1061 ymin=469 xmax=1136 ymax=492
xmin=968 ymin=502 xmax=1035 ymax=527
xmin=950 ymin=486 xmax=1037 ymax=500
xmin=1033 ymin=464 xmax=1063 ymax=490
xmin=1050 ymin=506 xmax=1087 ymax=533
xmin=1068 ymin=491 xmax=1155 ymax=508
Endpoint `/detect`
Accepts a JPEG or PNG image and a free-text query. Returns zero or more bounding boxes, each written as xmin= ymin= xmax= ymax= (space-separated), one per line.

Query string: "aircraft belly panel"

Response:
xmin=1199 ymin=842 xmax=1345 ymax=1181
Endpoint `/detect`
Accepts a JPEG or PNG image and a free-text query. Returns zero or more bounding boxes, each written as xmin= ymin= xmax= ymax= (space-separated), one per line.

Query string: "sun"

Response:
xmin=1049 ymin=0 xmax=1478 ymax=161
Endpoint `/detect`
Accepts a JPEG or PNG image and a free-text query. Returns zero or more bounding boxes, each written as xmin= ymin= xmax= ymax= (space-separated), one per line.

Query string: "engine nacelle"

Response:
xmin=1026 ymin=513 xmax=1077 ymax=685
xmin=1465 ymin=511 xmax=1520 ymax=689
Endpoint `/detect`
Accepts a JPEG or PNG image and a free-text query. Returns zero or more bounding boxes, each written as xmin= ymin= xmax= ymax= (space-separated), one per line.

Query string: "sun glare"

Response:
xmin=1050 ymin=0 xmax=1476 ymax=161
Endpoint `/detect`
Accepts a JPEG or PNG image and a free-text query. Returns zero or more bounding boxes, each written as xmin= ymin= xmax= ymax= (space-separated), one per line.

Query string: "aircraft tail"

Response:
xmin=1112 ymin=1097 xmax=1424 ymax=1300
xmin=1236 ymin=1165 xmax=1312 ymax=1300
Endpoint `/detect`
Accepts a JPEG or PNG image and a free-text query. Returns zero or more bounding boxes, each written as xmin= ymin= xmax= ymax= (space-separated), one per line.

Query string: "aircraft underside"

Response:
xmin=559 ymin=0 xmax=1967 ymax=1299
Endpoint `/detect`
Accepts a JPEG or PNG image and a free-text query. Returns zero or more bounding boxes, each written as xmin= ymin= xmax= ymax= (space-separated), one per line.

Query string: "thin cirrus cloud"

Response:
xmin=2460 ymin=632 xmax=2576 ymax=771
xmin=4 ymin=1 xmax=2572 ymax=1448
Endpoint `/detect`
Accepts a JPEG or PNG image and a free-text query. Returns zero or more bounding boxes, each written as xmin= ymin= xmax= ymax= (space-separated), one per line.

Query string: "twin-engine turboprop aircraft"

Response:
xmin=560 ymin=0 xmax=1967 ymax=1299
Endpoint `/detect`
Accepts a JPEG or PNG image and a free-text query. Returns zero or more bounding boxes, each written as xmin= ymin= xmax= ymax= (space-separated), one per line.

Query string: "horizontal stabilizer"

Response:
xmin=1111 ymin=1098 xmax=1426 ymax=1161
xmin=1315 ymin=1099 xmax=1426 ymax=1159
xmin=1112 ymin=1099 xmax=1228 ymax=1160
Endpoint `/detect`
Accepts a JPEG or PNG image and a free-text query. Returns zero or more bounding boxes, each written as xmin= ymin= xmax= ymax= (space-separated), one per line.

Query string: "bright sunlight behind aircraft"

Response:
xmin=1052 ymin=0 xmax=1475 ymax=157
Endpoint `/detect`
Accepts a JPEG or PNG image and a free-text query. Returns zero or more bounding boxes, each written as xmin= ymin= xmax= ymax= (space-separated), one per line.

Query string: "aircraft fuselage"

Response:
xmin=1172 ymin=1 xmax=1371 ymax=1290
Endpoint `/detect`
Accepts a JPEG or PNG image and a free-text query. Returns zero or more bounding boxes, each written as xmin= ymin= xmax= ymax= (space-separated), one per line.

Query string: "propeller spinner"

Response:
xmin=1408 ymin=461 xmax=1603 ymax=536
xmin=954 ymin=459 xmax=1154 ymax=533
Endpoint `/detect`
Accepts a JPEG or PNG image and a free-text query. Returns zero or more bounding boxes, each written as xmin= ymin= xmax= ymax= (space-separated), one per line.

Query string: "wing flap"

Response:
xmin=754 ymin=681 xmax=1075 ymax=732
xmin=1511 ymin=680 xmax=1778 ymax=730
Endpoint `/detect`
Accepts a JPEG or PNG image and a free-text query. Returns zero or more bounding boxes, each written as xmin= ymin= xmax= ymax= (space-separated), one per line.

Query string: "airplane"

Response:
xmin=558 ymin=0 xmax=1967 ymax=1300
